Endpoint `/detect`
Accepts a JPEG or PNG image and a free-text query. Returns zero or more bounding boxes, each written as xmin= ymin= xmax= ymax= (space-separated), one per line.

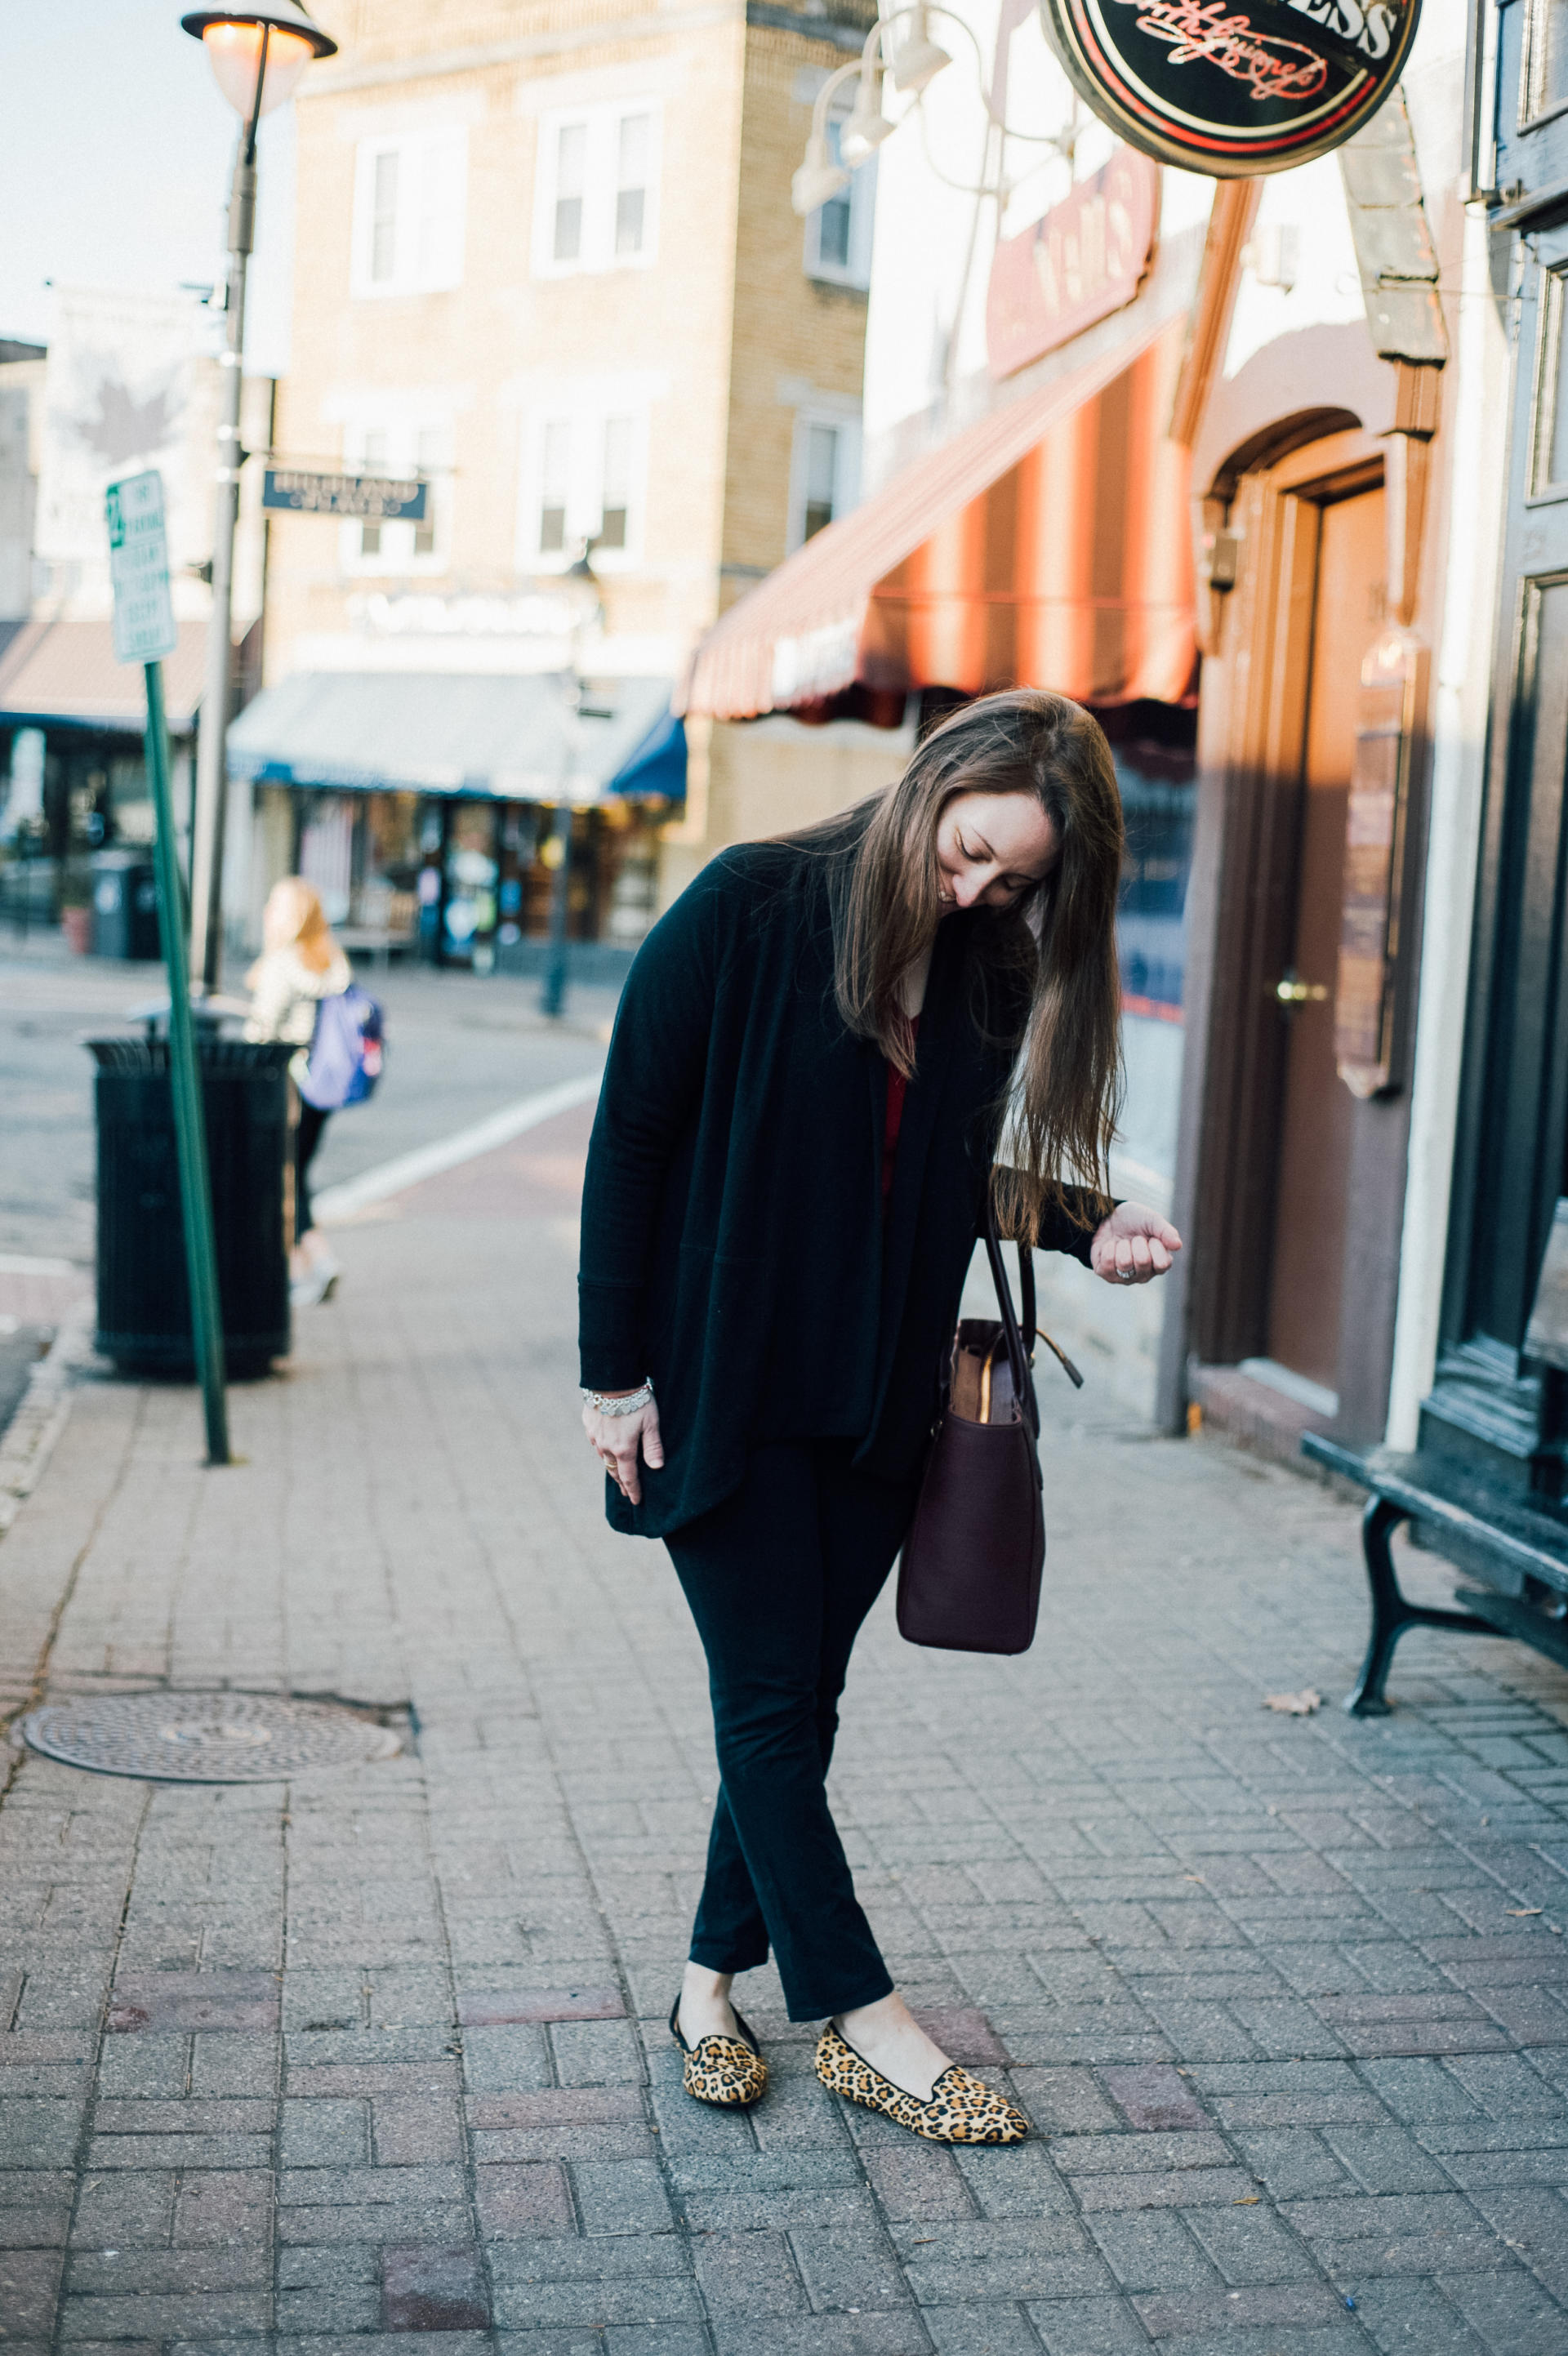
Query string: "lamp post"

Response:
xmin=541 ymin=548 xmax=605 ymax=1022
xmin=180 ymin=2 xmax=336 ymax=993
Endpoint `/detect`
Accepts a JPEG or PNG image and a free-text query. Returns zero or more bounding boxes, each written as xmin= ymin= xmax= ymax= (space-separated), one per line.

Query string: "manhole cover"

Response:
xmin=20 ymin=1692 xmax=403 ymax=1783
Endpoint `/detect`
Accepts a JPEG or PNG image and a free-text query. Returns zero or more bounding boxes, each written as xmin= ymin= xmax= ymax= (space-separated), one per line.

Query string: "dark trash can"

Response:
xmin=87 ymin=1035 xmax=295 ymax=1378
xmin=90 ymin=853 xmax=161 ymax=960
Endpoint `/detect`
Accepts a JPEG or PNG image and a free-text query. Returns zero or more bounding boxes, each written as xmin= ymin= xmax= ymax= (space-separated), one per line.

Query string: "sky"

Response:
xmin=2 ymin=0 xmax=297 ymax=376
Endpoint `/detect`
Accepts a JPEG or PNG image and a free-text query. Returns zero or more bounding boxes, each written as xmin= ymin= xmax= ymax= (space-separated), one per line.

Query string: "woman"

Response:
xmin=578 ymin=690 xmax=1180 ymax=2144
xmin=246 ymin=877 xmax=351 ymax=1308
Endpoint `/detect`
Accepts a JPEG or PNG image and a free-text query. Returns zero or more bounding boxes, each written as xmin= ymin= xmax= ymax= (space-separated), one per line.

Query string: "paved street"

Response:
xmin=1 ymin=969 xmax=1567 ymax=2353
xmin=0 ymin=938 xmax=615 ymax=1269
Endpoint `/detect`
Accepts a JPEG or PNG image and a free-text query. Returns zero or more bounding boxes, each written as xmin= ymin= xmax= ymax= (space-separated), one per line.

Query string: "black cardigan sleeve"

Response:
xmin=577 ymin=866 xmax=724 ymax=1391
xmin=1034 ymin=1185 xmax=1112 ymax=1267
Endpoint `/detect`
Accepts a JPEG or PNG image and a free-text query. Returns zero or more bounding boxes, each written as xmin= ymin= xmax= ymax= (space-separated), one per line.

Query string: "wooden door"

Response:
xmin=1266 ymin=487 xmax=1386 ymax=1390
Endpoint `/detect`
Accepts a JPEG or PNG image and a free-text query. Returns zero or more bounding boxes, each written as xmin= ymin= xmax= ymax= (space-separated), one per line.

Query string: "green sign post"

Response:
xmin=105 ymin=469 xmax=230 ymax=1466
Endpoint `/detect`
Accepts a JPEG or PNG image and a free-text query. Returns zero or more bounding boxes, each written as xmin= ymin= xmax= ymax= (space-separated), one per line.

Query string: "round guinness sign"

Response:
xmin=1039 ymin=0 xmax=1419 ymax=176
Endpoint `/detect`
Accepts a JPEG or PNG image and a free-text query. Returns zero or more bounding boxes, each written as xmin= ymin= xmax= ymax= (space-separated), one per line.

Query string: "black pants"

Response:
xmin=296 ymin=1101 xmax=330 ymax=1240
xmin=665 ymin=1440 xmax=918 ymax=2022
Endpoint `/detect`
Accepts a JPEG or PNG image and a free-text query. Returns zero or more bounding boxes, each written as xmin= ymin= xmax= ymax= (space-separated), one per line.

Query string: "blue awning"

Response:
xmin=225 ymin=670 xmax=678 ymax=802
xmin=604 ymin=707 xmax=686 ymax=802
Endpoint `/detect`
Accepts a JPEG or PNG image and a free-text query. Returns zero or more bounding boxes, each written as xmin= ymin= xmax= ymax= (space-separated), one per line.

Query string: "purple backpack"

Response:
xmin=299 ymin=984 xmax=385 ymax=1111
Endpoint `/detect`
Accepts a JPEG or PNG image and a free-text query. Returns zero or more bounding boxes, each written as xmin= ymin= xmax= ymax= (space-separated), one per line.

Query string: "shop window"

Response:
xmin=534 ymin=101 xmax=661 ymax=277
xmin=351 ymin=128 xmax=467 ymax=297
xmin=804 ymin=127 xmax=875 ymax=290
xmin=788 ymin=410 xmax=861 ymax=550
xmin=1112 ymin=733 xmax=1198 ymax=1020
xmin=298 ymin=796 xmax=354 ymax=925
xmin=521 ymin=401 xmax=647 ymax=568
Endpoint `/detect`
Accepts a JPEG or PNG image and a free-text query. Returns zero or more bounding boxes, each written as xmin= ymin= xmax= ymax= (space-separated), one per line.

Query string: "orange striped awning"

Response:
xmin=679 ymin=314 xmax=1196 ymax=721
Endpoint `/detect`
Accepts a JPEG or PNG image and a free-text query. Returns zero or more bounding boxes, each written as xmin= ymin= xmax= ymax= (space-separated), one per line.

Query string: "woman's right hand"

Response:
xmin=581 ymin=1394 xmax=665 ymax=1505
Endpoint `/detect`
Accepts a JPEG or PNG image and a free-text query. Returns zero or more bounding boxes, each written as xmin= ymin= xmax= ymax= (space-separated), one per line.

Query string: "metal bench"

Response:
xmin=1302 ymin=1435 xmax=1568 ymax=1714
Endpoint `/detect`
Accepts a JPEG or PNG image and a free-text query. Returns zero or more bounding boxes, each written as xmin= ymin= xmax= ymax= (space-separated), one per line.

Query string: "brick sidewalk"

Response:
xmin=1 ymin=1101 xmax=1566 ymax=2352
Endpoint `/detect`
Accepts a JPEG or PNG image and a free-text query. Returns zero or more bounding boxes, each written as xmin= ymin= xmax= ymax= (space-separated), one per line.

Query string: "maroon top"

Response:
xmin=882 ymin=1014 xmax=920 ymax=1199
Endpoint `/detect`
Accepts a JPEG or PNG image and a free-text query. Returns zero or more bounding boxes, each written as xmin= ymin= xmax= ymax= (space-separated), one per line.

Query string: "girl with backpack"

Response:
xmin=246 ymin=877 xmax=355 ymax=1308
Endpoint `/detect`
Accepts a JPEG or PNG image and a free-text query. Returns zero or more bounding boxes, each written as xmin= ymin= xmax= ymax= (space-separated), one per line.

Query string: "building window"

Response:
xmin=552 ymin=123 xmax=587 ymax=263
xmin=352 ymin=129 xmax=468 ymax=297
xmin=599 ymin=416 xmax=633 ymax=550
xmin=358 ymin=429 xmax=389 ymax=561
xmin=412 ymin=424 xmax=443 ymax=557
xmin=521 ymin=403 xmax=647 ymax=568
xmin=533 ymin=102 xmax=661 ymax=276
xmin=539 ymin=421 xmax=572 ymax=554
xmin=788 ymin=410 xmax=861 ymax=550
xmin=371 ymin=152 xmax=399 ymax=283
xmin=340 ymin=417 xmax=452 ymax=576
xmin=804 ymin=130 xmax=874 ymax=290
xmin=616 ymin=114 xmax=651 ymax=256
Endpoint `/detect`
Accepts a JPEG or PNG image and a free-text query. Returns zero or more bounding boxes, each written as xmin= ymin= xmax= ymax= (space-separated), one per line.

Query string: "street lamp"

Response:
xmin=540 ymin=546 xmax=605 ymax=1022
xmin=180 ymin=2 xmax=337 ymax=993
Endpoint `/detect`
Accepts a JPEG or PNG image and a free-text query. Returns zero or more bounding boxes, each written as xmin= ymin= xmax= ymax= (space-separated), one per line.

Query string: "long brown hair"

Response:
xmin=784 ymin=689 xmax=1125 ymax=1239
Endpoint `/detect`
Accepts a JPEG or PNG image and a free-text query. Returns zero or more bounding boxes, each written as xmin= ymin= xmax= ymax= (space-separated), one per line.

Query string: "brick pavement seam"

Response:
xmin=48 ymin=1779 xmax=153 ymax=2356
xmin=0 ymin=1380 xmax=146 ymax=1792
xmin=415 ymin=1748 xmax=502 ymax=2345
xmin=879 ymin=1616 xmax=1396 ymax=2348
xmin=472 ymin=1481 xmax=716 ymax=2347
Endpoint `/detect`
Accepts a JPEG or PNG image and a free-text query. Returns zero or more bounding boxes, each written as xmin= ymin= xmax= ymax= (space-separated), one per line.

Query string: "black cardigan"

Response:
xmin=577 ymin=839 xmax=1099 ymax=1539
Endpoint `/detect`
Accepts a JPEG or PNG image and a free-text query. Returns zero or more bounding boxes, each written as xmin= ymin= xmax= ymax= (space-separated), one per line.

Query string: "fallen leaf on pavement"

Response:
xmin=1507 ymin=1907 xmax=1544 ymax=1917
xmin=1263 ymin=1690 xmax=1322 ymax=1715
xmin=1232 ymin=2195 xmax=1260 ymax=2205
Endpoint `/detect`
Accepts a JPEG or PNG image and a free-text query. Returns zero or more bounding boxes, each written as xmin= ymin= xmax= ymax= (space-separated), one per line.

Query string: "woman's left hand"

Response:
xmin=1089 ymin=1200 xmax=1183 ymax=1285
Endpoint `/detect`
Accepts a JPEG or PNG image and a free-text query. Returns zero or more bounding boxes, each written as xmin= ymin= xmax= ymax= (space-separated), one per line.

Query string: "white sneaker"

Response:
xmin=291 ymin=1267 xmax=332 ymax=1308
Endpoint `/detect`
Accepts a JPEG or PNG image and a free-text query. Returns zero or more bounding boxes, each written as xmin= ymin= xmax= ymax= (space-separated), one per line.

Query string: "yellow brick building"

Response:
xmin=245 ymin=0 xmax=903 ymax=965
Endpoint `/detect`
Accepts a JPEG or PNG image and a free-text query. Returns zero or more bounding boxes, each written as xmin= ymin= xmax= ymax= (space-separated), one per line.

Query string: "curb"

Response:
xmin=0 ymin=1292 xmax=96 ymax=1541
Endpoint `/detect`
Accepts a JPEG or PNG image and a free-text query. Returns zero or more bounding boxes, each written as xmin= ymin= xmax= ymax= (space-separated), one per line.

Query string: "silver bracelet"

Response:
xmin=580 ymin=1379 xmax=654 ymax=1418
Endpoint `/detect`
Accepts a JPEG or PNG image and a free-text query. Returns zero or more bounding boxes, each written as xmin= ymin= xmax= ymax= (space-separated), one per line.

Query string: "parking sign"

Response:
xmin=105 ymin=470 xmax=178 ymax=665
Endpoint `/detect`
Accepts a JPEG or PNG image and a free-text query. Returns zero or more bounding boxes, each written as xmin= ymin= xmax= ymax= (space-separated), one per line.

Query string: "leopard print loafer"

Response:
xmin=814 ymin=2020 xmax=1029 ymax=2144
xmin=670 ymin=1994 xmax=768 ymax=2109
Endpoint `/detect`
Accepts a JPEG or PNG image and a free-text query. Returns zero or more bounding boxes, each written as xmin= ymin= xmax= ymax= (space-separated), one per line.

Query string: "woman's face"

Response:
xmin=934 ymin=790 xmax=1058 ymax=913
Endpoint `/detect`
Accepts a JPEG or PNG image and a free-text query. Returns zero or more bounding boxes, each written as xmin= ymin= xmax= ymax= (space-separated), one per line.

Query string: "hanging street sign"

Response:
xmin=1038 ymin=0 xmax=1420 ymax=176
xmin=987 ymin=146 xmax=1160 ymax=378
xmin=262 ymin=467 xmax=428 ymax=521
xmin=105 ymin=470 xmax=178 ymax=665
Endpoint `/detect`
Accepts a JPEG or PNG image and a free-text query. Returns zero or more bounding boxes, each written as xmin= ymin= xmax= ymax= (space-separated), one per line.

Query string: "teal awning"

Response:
xmin=225 ymin=670 xmax=676 ymax=802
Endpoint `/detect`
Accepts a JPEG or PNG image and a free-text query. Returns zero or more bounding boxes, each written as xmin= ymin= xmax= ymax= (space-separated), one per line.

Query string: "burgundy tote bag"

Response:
xmin=896 ymin=1203 xmax=1082 ymax=1655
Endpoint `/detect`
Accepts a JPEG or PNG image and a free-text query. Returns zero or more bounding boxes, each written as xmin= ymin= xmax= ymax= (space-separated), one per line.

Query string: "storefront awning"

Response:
xmin=679 ymin=316 xmax=1195 ymax=721
xmin=225 ymin=670 xmax=679 ymax=803
xmin=605 ymin=707 xmax=686 ymax=801
xmin=0 ymin=617 xmax=207 ymax=733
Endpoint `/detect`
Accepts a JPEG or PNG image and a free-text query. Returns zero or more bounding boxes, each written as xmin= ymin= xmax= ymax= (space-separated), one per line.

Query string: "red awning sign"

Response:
xmin=987 ymin=148 xmax=1160 ymax=381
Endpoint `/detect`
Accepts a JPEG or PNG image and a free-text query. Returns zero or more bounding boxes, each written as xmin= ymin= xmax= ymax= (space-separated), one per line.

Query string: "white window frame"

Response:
xmin=350 ymin=127 xmax=469 ymax=299
xmin=804 ymin=131 xmax=875 ymax=290
xmin=518 ymin=400 xmax=650 ymax=572
xmin=336 ymin=415 xmax=455 ymax=577
xmin=532 ymin=100 xmax=662 ymax=278
xmin=786 ymin=408 xmax=862 ymax=552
